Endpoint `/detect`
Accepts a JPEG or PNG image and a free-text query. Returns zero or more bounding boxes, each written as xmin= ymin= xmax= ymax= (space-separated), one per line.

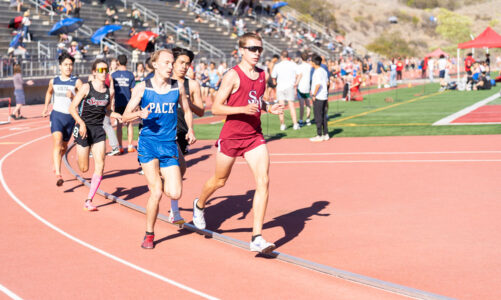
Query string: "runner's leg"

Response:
xmin=197 ymin=151 xmax=236 ymax=208
xmin=142 ymin=159 xmax=163 ymax=233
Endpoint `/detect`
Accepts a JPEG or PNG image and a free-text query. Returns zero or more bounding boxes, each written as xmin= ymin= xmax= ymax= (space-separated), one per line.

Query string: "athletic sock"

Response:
xmin=196 ymin=203 xmax=204 ymax=210
xmin=145 ymin=231 xmax=154 ymax=236
xmin=171 ymin=199 xmax=179 ymax=212
xmin=251 ymin=234 xmax=261 ymax=242
xmin=87 ymin=174 xmax=102 ymax=200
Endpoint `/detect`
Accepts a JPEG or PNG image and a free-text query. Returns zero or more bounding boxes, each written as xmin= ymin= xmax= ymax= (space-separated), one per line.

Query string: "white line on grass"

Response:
xmin=0 ymin=135 xmax=219 ymax=300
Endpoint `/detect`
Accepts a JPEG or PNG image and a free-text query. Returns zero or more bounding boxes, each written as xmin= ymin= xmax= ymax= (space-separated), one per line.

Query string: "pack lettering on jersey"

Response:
xmin=52 ymin=76 xmax=78 ymax=114
xmin=147 ymin=102 xmax=177 ymax=114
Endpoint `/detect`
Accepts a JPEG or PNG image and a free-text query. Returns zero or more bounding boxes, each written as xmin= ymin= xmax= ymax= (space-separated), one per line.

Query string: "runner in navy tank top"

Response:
xmin=122 ymin=49 xmax=196 ymax=249
xmin=42 ymin=52 xmax=83 ymax=187
xmin=192 ymin=33 xmax=283 ymax=254
xmin=70 ymin=59 xmax=122 ymax=212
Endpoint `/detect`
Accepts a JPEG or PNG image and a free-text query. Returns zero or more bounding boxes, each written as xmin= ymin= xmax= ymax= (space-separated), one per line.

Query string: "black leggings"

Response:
xmin=314 ymin=100 xmax=328 ymax=136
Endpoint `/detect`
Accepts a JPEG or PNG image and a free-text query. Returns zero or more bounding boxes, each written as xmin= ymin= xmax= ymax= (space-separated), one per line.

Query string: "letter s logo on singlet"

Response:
xmin=248 ymin=90 xmax=263 ymax=112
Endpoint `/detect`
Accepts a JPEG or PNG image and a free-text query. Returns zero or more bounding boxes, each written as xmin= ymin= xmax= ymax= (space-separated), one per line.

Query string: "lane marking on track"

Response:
xmin=433 ymin=93 xmax=501 ymax=126
xmin=0 ymin=135 xmax=219 ymax=300
xmin=0 ymin=126 xmax=50 ymax=140
xmin=270 ymin=151 xmax=501 ymax=156
xmin=63 ymin=144 xmax=454 ymax=300
xmin=328 ymin=92 xmax=441 ymax=125
xmin=237 ymin=159 xmax=501 ymax=165
xmin=0 ymin=284 xmax=22 ymax=300
xmin=0 ymin=142 xmax=23 ymax=145
xmin=0 ymin=120 xmax=48 ymax=131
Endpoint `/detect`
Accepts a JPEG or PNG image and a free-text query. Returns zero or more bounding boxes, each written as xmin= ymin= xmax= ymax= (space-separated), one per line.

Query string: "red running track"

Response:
xmin=2 ymin=105 xmax=501 ymax=299
xmin=452 ymin=104 xmax=501 ymax=123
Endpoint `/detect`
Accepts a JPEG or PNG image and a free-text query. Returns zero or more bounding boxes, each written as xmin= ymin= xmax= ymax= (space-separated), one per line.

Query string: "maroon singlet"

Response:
xmin=219 ymin=65 xmax=266 ymax=140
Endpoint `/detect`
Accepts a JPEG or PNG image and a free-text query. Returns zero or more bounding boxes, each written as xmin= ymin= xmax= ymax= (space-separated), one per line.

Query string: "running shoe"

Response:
xmin=293 ymin=123 xmax=300 ymax=130
xmin=83 ymin=199 xmax=98 ymax=212
xmin=298 ymin=120 xmax=304 ymax=127
xmin=169 ymin=210 xmax=185 ymax=225
xmin=56 ymin=175 xmax=64 ymax=187
xmin=89 ymin=152 xmax=93 ymax=158
xmin=280 ymin=124 xmax=286 ymax=131
xmin=141 ymin=234 xmax=155 ymax=249
xmin=309 ymin=136 xmax=323 ymax=142
xmin=323 ymin=134 xmax=330 ymax=141
xmin=250 ymin=236 xmax=276 ymax=254
xmin=192 ymin=198 xmax=206 ymax=229
xmin=138 ymin=169 xmax=144 ymax=175
xmin=10 ymin=114 xmax=18 ymax=120
xmin=306 ymin=119 xmax=311 ymax=126
xmin=106 ymin=147 xmax=121 ymax=156
xmin=18 ymin=116 xmax=26 ymax=119
xmin=128 ymin=146 xmax=136 ymax=153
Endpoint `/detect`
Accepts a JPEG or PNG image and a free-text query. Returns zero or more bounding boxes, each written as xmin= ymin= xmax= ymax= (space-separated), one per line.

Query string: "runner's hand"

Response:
xmin=79 ymin=123 xmax=87 ymax=138
xmin=110 ymin=112 xmax=122 ymax=122
xmin=243 ymin=103 xmax=259 ymax=115
xmin=186 ymin=129 xmax=196 ymax=145
xmin=42 ymin=108 xmax=49 ymax=118
xmin=139 ymin=107 xmax=150 ymax=119
xmin=269 ymin=103 xmax=284 ymax=115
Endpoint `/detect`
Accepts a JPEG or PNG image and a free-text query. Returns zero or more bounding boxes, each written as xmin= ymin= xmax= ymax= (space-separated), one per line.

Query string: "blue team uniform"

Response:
xmin=137 ymin=78 xmax=180 ymax=168
xmin=50 ymin=76 xmax=78 ymax=141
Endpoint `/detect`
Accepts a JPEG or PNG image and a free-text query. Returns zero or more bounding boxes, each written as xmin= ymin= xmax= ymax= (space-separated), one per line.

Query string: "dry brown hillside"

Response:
xmin=324 ymin=0 xmax=501 ymax=56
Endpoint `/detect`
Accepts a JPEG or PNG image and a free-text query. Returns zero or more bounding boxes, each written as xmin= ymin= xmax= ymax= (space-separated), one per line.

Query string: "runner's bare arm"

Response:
xmin=69 ymin=83 xmax=90 ymax=138
xmin=189 ymin=79 xmax=205 ymax=117
xmin=42 ymin=79 xmax=54 ymax=117
xmin=107 ymin=80 xmax=122 ymax=121
xmin=179 ymin=84 xmax=196 ymax=145
xmin=122 ymin=82 xmax=148 ymax=122
xmin=211 ymin=69 xmax=258 ymax=116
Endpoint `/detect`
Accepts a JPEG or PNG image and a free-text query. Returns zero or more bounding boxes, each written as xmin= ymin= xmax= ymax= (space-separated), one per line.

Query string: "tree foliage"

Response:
xmin=435 ymin=8 xmax=472 ymax=44
xmin=366 ymin=32 xmax=417 ymax=58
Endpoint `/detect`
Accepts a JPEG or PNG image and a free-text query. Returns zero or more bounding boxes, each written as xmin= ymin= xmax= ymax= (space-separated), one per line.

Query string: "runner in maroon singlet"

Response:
xmin=192 ymin=33 xmax=283 ymax=254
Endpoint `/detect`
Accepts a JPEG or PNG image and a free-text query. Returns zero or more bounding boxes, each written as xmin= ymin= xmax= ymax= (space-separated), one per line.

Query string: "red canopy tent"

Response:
xmin=458 ymin=27 xmax=501 ymax=49
xmin=426 ymin=48 xmax=449 ymax=58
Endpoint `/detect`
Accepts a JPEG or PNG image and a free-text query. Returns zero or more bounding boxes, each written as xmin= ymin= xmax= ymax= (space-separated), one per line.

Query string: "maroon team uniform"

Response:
xmin=217 ymin=65 xmax=266 ymax=157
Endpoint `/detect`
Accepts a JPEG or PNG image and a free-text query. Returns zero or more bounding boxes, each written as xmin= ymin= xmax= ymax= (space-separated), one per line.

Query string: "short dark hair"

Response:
xmin=312 ymin=55 xmax=322 ymax=66
xmin=272 ymin=54 xmax=279 ymax=60
xmin=281 ymin=50 xmax=288 ymax=58
xmin=300 ymin=52 xmax=309 ymax=61
xmin=117 ymin=54 xmax=127 ymax=66
xmin=172 ymin=47 xmax=194 ymax=63
xmin=92 ymin=58 xmax=108 ymax=71
xmin=58 ymin=52 xmax=75 ymax=65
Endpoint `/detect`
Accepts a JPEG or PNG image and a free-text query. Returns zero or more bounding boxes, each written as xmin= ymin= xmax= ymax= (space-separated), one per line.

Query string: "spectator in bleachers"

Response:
xmin=67 ymin=41 xmax=79 ymax=57
xmin=97 ymin=44 xmax=110 ymax=60
xmin=194 ymin=14 xmax=204 ymax=23
xmin=131 ymin=8 xmax=144 ymax=28
xmin=129 ymin=27 xmax=137 ymax=38
xmin=21 ymin=10 xmax=31 ymax=42
xmin=175 ymin=20 xmax=186 ymax=35
xmin=105 ymin=6 xmax=119 ymax=24
xmin=134 ymin=62 xmax=145 ymax=82
xmin=161 ymin=35 xmax=175 ymax=49
xmin=10 ymin=0 xmax=22 ymax=13
xmin=10 ymin=64 xmax=34 ymax=120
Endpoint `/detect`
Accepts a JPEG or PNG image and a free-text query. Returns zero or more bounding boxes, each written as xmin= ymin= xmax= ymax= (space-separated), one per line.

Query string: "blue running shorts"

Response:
xmin=50 ymin=110 xmax=75 ymax=142
xmin=137 ymin=137 xmax=179 ymax=168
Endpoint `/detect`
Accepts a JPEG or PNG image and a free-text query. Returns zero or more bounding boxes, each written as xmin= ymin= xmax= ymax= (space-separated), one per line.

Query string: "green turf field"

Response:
xmin=124 ymin=83 xmax=501 ymax=140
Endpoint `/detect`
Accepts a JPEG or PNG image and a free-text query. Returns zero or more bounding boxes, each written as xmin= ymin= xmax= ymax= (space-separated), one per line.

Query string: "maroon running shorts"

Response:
xmin=216 ymin=134 xmax=266 ymax=157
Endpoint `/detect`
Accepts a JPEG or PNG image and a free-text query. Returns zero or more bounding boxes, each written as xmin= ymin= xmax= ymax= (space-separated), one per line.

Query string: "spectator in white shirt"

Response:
xmin=295 ymin=52 xmax=312 ymax=127
xmin=309 ymin=55 xmax=329 ymax=142
xmin=272 ymin=50 xmax=299 ymax=130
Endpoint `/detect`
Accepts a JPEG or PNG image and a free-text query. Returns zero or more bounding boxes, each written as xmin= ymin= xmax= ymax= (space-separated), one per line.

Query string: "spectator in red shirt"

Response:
xmin=464 ymin=53 xmax=475 ymax=75
xmin=421 ymin=56 xmax=428 ymax=79
xmin=396 ymin=57 xmax=404 ymax=81
xmin=350 ymin=74 xmax=363 ymax=101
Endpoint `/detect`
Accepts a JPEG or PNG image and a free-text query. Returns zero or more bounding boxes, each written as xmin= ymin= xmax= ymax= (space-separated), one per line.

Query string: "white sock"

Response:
xmin=171 ymin=199 xmax=179 ymax=212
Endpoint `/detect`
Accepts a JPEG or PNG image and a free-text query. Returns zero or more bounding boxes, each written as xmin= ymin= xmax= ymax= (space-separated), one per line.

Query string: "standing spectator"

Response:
xmin=376 ymin=58 xmax=386 ymax=88
xmin=296 ymin=52 xmax=312 ymax=127
xmin=22 ymin=10 xmax=31 ymax=42
xmin=464 ymin=53 xmax=475 ymax=76
xmin=389 ymin=59 xmax=397 ymax=88
xmin=272 ymin=50 xmax=299 ymax=130
xmin=428 ymin=56 xmax=435 ymax=82
xmin=421 ymin=56 xmax=428 ymax=79
xmin=112 ymin=54 xmax=136 ymax=153
xmin=438 ymin=54 xmax=448 ymax=91
xmin=11 ymin=64 xmax=34 ymax=120
xmin=396 ymin=57 xmax=404 ymax=81
xmin=207 ymin=61 xmax=220 ymax=105
xmin=309 ymin=55 xmax=329 ymax=142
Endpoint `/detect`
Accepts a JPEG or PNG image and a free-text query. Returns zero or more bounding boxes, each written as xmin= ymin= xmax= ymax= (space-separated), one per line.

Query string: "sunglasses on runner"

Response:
xmin=242 ymin=46 xmax=263 ymax=53
xmin=95 ymin=67 xmax=108 ymax=74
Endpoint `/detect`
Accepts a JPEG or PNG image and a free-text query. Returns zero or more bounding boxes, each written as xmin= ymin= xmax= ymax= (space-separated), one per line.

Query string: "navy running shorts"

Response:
xmin=137 ymin=137 xmax=179 ymax=168
xmin=50 ymin=110 xmax=75 ymax=142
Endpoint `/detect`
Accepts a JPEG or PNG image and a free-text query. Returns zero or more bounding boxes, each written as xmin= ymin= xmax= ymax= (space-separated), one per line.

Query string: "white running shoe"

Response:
xmin=192 ymin=198 xmax=206 ymax=229
xmin=306 ymin=119 xmax=311 ymax=126
xmin=169 ymin=210 xmax=185 ymax=225
xmin=250 ymin=236 xmax=276 ymax=254
xmin=323 ymin=134 xmax=330 ymax=141
xmin=280 ymin=124 xmax=286 ymax=131
xmin=310 ymin=136 xmax=323 ymax=142
xmin=293 ymin=123 xmax=300 ymax=130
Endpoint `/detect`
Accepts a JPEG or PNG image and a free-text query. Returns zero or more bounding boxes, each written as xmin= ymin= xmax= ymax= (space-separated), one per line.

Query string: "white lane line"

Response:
xmin=0 ymin=120 xmax=48 ymax=131
xmin=0 ymin=135 xmax=218 ymax=300
xmin=270 ymin=151 xmax=501 ymax=156
xmin=433 ymin=93 xmax=500 ymax=125
xmin=0 ymin=126 xmax=50 ymax=140
xmin=237 ymin=159 xmax=501 ymax=165
xmin=0 ymin=284 xmax=23 ymax=300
